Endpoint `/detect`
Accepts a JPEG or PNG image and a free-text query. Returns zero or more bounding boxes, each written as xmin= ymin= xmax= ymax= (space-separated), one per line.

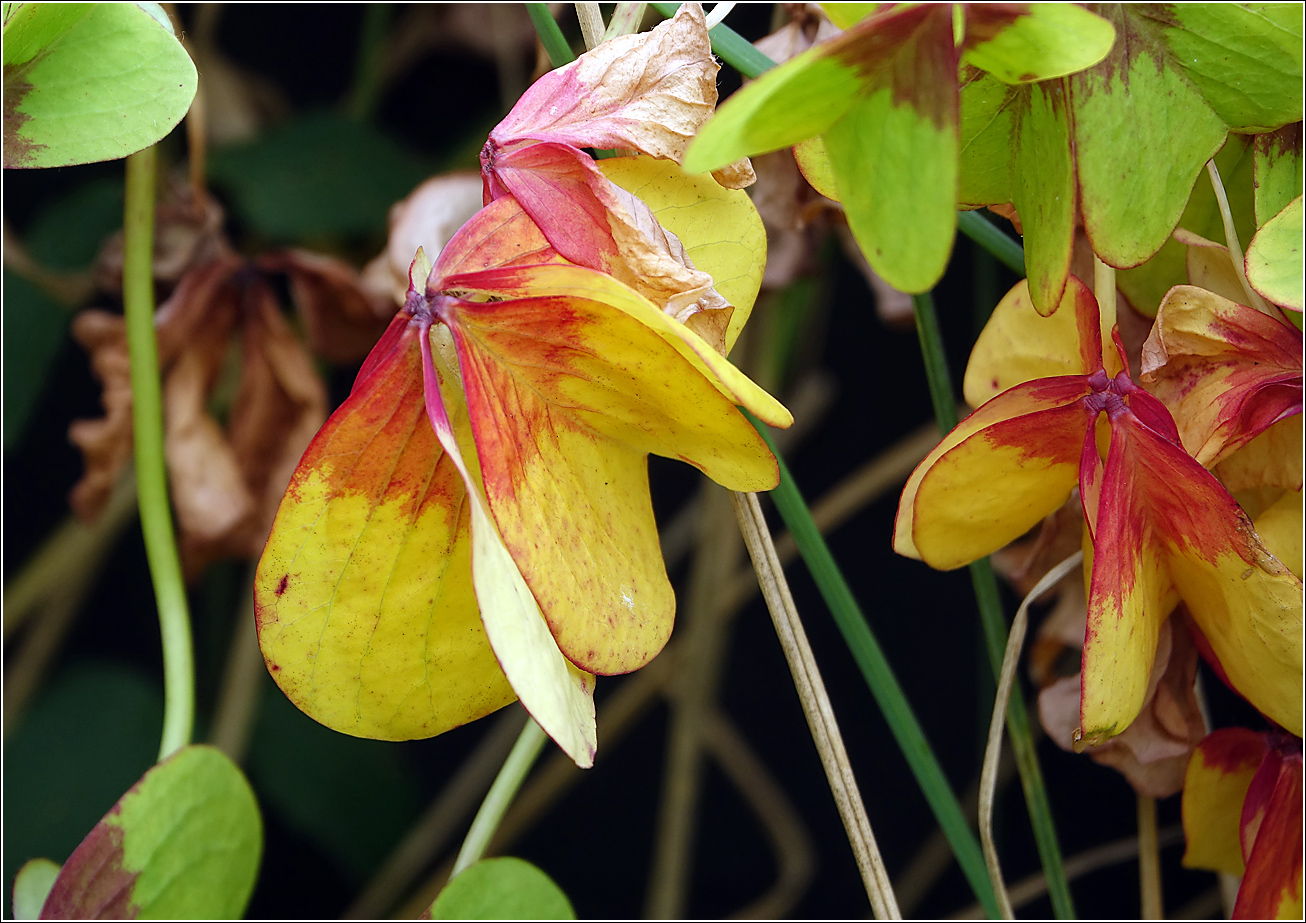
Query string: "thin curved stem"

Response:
xmin=527 ymin=3 xmax=576 ymax=67
xmin=979 ymin=552 xmax=1083 ymax=919
xmin=1207 ymin=159 xmax=1274 ymax=317
xmin=1138 ymin=794 xmax=1163 ymax=918
xmin=124 ymin=147 xmax=195 ymax=762
xmin=912 ymin=290 xmax=1074 ymax=918
xmin=731 ymin=490 xmax=900 ymax=920
xmin=452 ymin=715 xmax=548 ymax=876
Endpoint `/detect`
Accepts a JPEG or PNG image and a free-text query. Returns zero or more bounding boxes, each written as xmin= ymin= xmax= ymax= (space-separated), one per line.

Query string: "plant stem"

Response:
xmin=958 ymin=211 xmax=1025 ymax=276
xmin=124 ymin=146 xmax=195 ymax=762
xmin=345 ymin=3 xmax=392 ymax=121
xmin=575 ymin=2 xmax=605 ymax=50
xmin=742 ymin=409 xmax=1000 ymax=919
xmin=452 ymin=715 xmax=548 ymax=876
xmin=527 ymin=3 xmax=576 ymax=67
xmin=980 ymin=552 xmax=1083 ymax=920
xmin=1138 ymin=794 xmax=1163 ymax=918
xmin=910 ymin=290 xmax=1075 ymax=918
xmin=730 ymin=490 xmax=900 ymax=919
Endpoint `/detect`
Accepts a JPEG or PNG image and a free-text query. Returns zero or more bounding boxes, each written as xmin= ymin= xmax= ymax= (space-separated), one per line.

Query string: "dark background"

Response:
xmin=4 ymin=5 xmax=1226 ymax=919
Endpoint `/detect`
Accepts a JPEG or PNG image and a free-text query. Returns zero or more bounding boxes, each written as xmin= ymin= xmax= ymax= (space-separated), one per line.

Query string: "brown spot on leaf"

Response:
xmin=39 ymin=805 xmax=138 ymax=919
xmin=275 ymin=574 xmax=290 ymax=596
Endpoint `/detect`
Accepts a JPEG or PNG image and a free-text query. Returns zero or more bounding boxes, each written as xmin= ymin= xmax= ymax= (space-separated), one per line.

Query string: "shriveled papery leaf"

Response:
xmin=67 ymin=311 xmax=133 ymax=522
xmin=430 ymin=857 xmax=575 ymax=920
xmin=1039 ymin=617 xmax=1206 ymax=797
xmin=3 ymin=3 xmax=196 ymax=168
xmin=1245 ymin=195 xmax=1304 ymax=311
xmin=1140 ymin=285 xmax=1304 ymax=469
xmin=39 ymin=746 xmax=260 ymax=920
xmin=1183 ymin=728 xmax=1268 ymax=876
xmin=415 ymin=318 xmax=597 ymax=767
xmin=255 ymin=316 xmax=515 ymax=742
xmin=597 ymin=155 xmax=766 ymax=353
xmin=261 ymin=248 xmax=396 ymax=363
xmin=961 ymin=3 xmax=1114 ymax=85
xmin=436 ymin=264 xmax=785 ymax=676
xmin=1255 ymin=123 xmax=1304 ymax=227
xmin=488 ymin=3 xmax=717 ymax=165
xmin=13 ymin=859 xmax=60 ymax=920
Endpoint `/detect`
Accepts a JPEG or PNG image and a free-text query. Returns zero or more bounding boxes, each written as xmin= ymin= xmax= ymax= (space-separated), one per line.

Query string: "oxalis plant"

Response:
xmin=3 ymin=2 xmax=1303 ymax=919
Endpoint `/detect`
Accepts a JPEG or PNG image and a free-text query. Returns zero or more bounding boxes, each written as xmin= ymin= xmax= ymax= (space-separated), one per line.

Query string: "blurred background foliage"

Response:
xmin=4 ymin=4 xmax=1236 ymax=918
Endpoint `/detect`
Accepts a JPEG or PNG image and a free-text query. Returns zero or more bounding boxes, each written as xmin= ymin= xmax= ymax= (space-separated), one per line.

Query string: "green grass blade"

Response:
xmin=742 ymin=409 xmax=1001 ymax=920
xmin=911 ymin=291 xmax=1075 ymax=918
xmin=957 ymin=210 xmax=1025 ymax=276
xmin=526 ymin=3 xmax=575 ymax=68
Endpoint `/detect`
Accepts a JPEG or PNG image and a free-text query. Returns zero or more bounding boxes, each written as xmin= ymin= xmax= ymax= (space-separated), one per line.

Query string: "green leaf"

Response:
xmin=12 ymin=859 xmax=59 ymax=920
xmin=430 ymin=858 xmax=575 ymax=920
xmin=246 ymin=688 xmax=423 ymax=883
xmin=1156 ymin=3 xmax=1304 ymax=133
xmin=2 ymin=2 xmax=196 ymax=168
xmin=826 ymin=85 xmax=957 ymax=292
xmin=40 ymin=746 xmax=261 ymax=919
xmin=1255 ymin=122 xmax=1304 ymax=227
xmin=207 ymin=111 xmax=430 ymax=241
xmin=2 ymin=664 xmax=162 ymax=895
xmin=1071 ymin=6 xmax=1228 ymax=270
xmin=819 ymin=3 xmax=875 ymax=30
xmin=1011 ymin=81 xmax=1075 ymax=314
xmin=2 ymin=270 xmax=68 ymax=451
xmin=681 ymin=45 xmax=862 ymax=173
xmin=958 ymin=69 xmax=1016 ymax=207
xmin=963 ymin=3 xmax=1115 ymax=84
xmin=1245 ymin=194 xmax=1304 ymax=310
xmin=1117 ymin=136 xmax=1256 ymax=317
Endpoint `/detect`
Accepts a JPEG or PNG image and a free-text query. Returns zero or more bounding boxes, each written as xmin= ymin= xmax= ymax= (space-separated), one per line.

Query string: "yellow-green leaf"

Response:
xmin=1246 ymin=195 xmax=1304 ymax=311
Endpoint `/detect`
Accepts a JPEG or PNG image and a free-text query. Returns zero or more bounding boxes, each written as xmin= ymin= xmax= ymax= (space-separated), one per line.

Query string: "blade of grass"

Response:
xmin=957 ymin=211 xmax=1025 ymax=276
xmin=125 ymin=146 xmax=195 ymax=762
xmin=911 ymin=291 xmax=1075 ymax=919
xmin=526 ymin=3 xmax=576 ymax=68
xmin=742 ymin=409 xmax=1001 ymax=919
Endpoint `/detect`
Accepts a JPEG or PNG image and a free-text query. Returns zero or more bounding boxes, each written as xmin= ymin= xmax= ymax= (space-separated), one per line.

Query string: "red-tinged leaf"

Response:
xmin=1183 ymin=727 xmax=1269 ymax=876
xmin=964 ymin=275 xmax=1103 ymax=407
xmin=428 ymin=192 xmax=561 ymax=282
xmin=488 ymin=3 xmax=718 ymax=165
xmin=434 ymin=272 xmax=782 ymax=674
xmin=1236 ymin=738 xmax=1304 ymax=919
xmin=1141 ymin=286 xmax=1304 ymax=469
xmin=1083 ymin=412 xmax=1304 ymax=743
xmin=1255 ymin=122 xmax=1304 ymax=228
xmin=895 ymin=376 xmax=1092 ymax=569
xmin=255 ymin=314 xmax=515 ymax=741
xmin=40 ymin=746 xmax=260 ymax=920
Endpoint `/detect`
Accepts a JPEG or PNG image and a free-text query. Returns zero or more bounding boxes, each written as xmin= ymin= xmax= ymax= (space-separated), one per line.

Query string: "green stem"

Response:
xmin=742 ymin=409 xmax=1000 ymax=919
xmin=345 ymin=3 xmax=392 ymax=121
xmin=124 ymin=147 xmax=194 ymax=762
xmin=452 ymin=716 xmax=548 ymax=876
xmin=910 ymin=291 xmax=1075 ymax=919
xmin=527 ymin=3 xmax=576 ymax=68
xmin=957 ymin=211 xmax=1025 ymax=277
